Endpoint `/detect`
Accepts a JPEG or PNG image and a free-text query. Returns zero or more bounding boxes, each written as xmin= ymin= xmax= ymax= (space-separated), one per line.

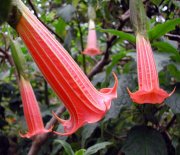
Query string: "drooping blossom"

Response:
xmin=10 ymin=39 xmax=52 ymax=138
xmin=19 ymin=76 xmax=52 ymax=138
xmin=10 ymin=0 xmax=118 ymax=135
xmin=82 ymin=19 xmax=101 ymax=56
xmin=127 ymin=34 xmax=175 ymax=104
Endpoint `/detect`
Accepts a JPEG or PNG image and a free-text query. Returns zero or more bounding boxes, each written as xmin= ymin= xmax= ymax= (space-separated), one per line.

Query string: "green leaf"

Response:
xmin=85 ymin=142 xmax=112 ymax=155
xmin=97 ymin=28 xmax=136 ymax=44
xmin=151 ymin=0 xmax=162 ymax=6
xmin=54 ymin=140 xmax=75 ymax=155
xmin=72 ymin=0 xmax=80 ymax=8
xmin=148 ymin=18 xmax=180 ymax=40
xmin=54 ymin=18 xmax=67 ymax=37
xmin=152 ymin=41 xmax=179 ymax=54
xmin=75 ymin=149 xmax=86 ymax=155
xmin=104 ymin=74 xmax=136 ymax=122
xmin=0 ymin=0 xmax=12 ymax=25
xmin=165 ymin=92 xmax=180 ymax=114
xmin=57 ymin=4 xmax=75 ymax=22
xmin=121 ymin=126 xmax=168 ymax=155
xmin=81 ymin=123 xmax=99 ymax=147
xmin=152 ymin=41 xmax=180 ymax=62
xmin=106 ymin=51 xmax=127 ymax=75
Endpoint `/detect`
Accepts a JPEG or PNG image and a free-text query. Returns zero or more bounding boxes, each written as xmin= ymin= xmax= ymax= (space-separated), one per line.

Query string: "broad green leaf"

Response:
xmin=81 ymin=123 xmax=99 ymax=147
xmin=165 ymin=92 xmax=180 ymax=114
xmin=85 ymin=142 xmax=112 ymax=155
xmin=54 ymin=140 xmax=74 ymax=155
xmin=104 ymin=74 xmax=136 ymax=122
xmin=152 ymin=41 xmax=180 ymax=62
xmin=152 ymin=41 xmax=179 ymax=54
xmin=57 ymin=4 xmax=76 ymax=22
xmin=97 ymin=28 xmax=136 ymax=44
xmin=75 ymin=149 xmax=86 ymax=155
xmin=121 ymin=126 xmax=168 ymax=155
xmin=148 ymin=18 xmax=180 ymax=40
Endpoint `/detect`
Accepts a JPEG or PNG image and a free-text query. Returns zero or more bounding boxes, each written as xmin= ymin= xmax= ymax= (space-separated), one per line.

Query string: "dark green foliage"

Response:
xmin=0 ymin=0 xmax=12 ymax=25
xmin=121 ymin=126 xmax=168 ymax=155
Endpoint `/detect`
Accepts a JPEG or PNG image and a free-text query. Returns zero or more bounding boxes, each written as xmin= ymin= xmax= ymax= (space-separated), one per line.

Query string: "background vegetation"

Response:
xmin=0 ymin=0 xmax=180 ymax=155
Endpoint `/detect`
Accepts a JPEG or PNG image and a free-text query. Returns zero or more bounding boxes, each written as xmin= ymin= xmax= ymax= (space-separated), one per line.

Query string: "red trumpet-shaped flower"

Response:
xmin=82 ymin=19 xmax=101 ymax=56
xmin=127 ymin=34 xmax=175 ymax=104
xmin=11 ymin=0 xmax=118 ymax=135
xmin=19 ymin=76 xmax=52 ymax=138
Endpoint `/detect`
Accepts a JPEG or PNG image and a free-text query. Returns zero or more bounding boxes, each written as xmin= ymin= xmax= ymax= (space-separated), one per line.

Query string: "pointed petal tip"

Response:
xmin=19 ymin=127 xmax=52 ymax=139
xmin=127 ymin=88 xmax=174 ymax=104
xmin=127 ymin=87 xmax=133 ymax=95
xmin=112 ymin=72 xmax=118 ymax=98
xmin=99 ymin=72 xmax=118 ymax=110
xmin=99 ymin=72 xmax=118 ymax=98
xmin=53 ymin=130 xmax=76 ymax=136
xmin=52 ymin=111 xmax=66 ymax=124
xmin=169 ymin=87 xmax=176 ymax=97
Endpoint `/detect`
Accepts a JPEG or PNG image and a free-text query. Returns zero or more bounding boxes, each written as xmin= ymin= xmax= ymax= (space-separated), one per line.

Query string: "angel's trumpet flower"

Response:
xmin=127 ymin=34 xmax=175 ymax=104
xmin=10 ymin=39 xmax=52 ymax=138
xmin=82 ymin=19 xmax=101 ymax=56
xmin=19 ymin=76 xmax=52 ymax=138
xmin=10 ymin=0 xmax=118 ymax=135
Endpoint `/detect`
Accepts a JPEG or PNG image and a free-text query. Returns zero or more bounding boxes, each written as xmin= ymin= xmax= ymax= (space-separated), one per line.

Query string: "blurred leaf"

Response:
xmin=176 ymin=144 xmax=180 ymax=155
xmin=75 ymin=149 xmax=86 ymax=155
xmin=97 ymin=28 xmax=136 ymax=44
xmin=121 ymin=125 xmax=168 ymax=155
xmin=85 ymin=142 xmax=112 ymax=155
xmin=165 ymin=92 xmax=180 ymax=114
xmin=104 ymin=74 xmax=135 ymax=122
xmin=91 ymin=72 xmax=106 ymax=86
xmin=81 ymin=123 xmax=99 ymax=147
xmin=54 ymin=18 xmax=67 ymax=37
xmin=167 ymin=64 xmax=180 ymax=81
xmin=57 ymin=4 xmax=76 ymax=22
xmin=72 ymin=0 xmax=80 ymax=8
xmin=152 ymin=41 xmax=180 ymax=62
xmin=106 ymin=51 xmax=127 ymax=75
xmin=151 ymin=0 xmax=163 ymax=6
xmin=54 ymin=140 xmax=74 ymax=155
xmin=172 ymin=0 xmax=180 ymax=8
xmin=152 ymin=41 xmax=179 ymax=54
xmin=148 ymin=18 xmax=180 ymax=40
xmin=0 ymin=0 xmax=11 ymax=24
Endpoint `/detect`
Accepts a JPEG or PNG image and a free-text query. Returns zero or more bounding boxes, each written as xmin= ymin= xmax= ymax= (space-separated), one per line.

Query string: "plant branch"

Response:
xmin=76 ymin=11 xmax=87 ymax=74
xmin=44 ymin=79 xmax=49 ymax=106
xmin=28 ymin=105 xmax=66 ymax=155
xmin=165 ymin=33 xmax=180 ymax=41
